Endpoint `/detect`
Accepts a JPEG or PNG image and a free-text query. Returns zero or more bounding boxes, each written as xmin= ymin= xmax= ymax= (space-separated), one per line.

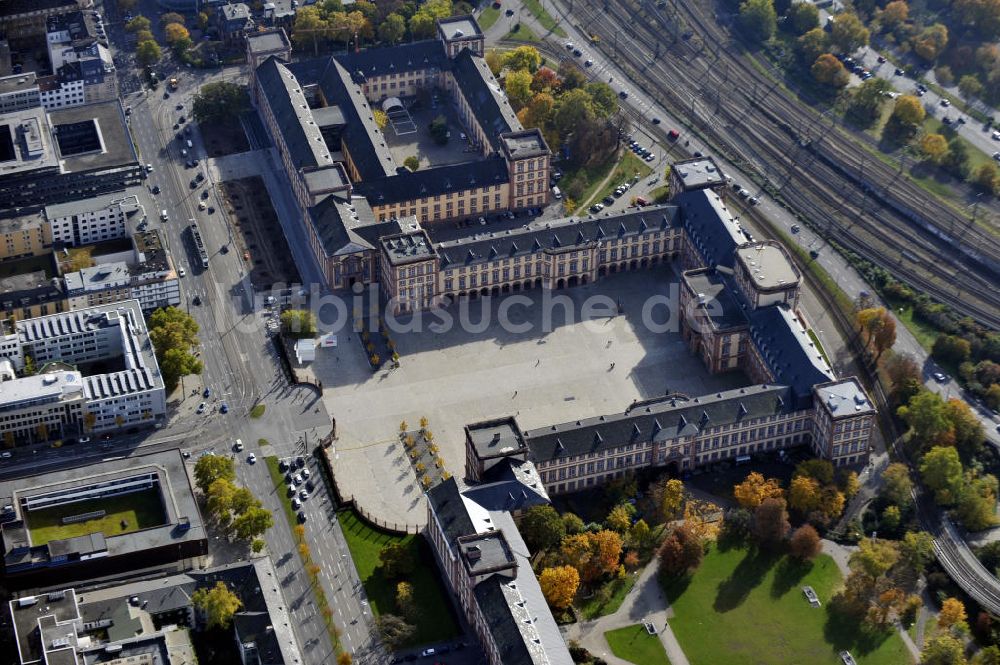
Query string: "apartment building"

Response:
xmin=0 ymin=266 xmax=66 ymax=321
xmin=0 ymin=363 xmax=85 ymax=447
xmin=0 ymin=300 xmax=166 ymax=442
xmin=0 ymin=210 xmax=49 ymax=260
xmin=0 ymin=73 xmax=41 ymax=114
xmin=40 ymin=10 xmax=117 ymax=110
xmin=0 ymin=0 xmax=90 ymax=43
xmin=44 ymin=190 xmax=139 ymax=246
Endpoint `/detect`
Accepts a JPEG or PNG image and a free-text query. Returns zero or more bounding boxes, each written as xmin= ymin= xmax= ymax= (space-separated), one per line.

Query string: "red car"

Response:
xmin=667 ymin=129 xmax=680 ymax=141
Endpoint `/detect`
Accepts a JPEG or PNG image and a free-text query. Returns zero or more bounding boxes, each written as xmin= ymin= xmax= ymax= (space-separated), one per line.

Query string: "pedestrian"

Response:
xmin=535 ymin=358 xmax=540 ymax=366
xmin=513 ymin=390 xmax=518 ymax=398
xmin=610 ymin=362 xmax=616 ymax=370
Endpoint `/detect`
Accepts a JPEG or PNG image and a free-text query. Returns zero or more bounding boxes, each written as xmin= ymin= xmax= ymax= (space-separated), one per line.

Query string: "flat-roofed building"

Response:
xmin=0 ymin=73 xmax=41 ymax=114
xmin=0 ymin=367 xmax=85 ymax=447
xmin=0 ymin=264 xmax=67 ymax=321
xmin=733 ymin=241 xmax=801 ymax=310
xmin=0 ymin=449 xmax=206 ymax=588
xmin=0 ymin=209 xmax=50 ymax=260
xmin=245 ymin=28 xmax=292 ymax=80
xmin=44 ymin=189 xmax=140 ymax=247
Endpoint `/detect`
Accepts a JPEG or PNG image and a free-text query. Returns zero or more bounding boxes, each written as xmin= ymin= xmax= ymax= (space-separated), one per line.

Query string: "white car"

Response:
xmin=992 ymin=130 xmax=1000 ymax=140
xmin=233 ymin=440 xmax=244 ymax=452
xmin=197 ymin=401 xmax=207 ymax=414
xmin=247 ymin=453 xmax=256 ymax=464
xmin=198 ymin=201 xmax=206 ymax=210
xmin=145 ymin=164 xmax=154 ymax=173
xmin=178 ymin=268 xmax=186 ymax=278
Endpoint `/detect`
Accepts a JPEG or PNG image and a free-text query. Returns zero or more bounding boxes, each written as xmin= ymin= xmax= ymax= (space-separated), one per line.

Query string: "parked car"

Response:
xmin=196 ymin=401 xmax=207 ymax=414
xmin=247 ymin=453 xmax=256 ymax=464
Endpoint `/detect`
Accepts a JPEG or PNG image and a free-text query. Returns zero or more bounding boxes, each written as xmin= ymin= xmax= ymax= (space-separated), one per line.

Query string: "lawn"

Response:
xmin=506 ymin=23 xmax=540 ymax=42
xmin=250 ymin=404 xmax=265 ymax=418
xmin=338 ymin=508 xmax=459 ymax=647
xmin=662 ymin=544 xmax=913 ymax=665
xmin=587 ymin=152 xmax=654 ymax=210
xmin=521 ymin=0 xmax=567 ymax=37
xmin=579 ymin=575 xmax=638 ymax=620
xmin=478 ymin=6 xmax=500 ymax=30
xmin=605 ymin=624 xmax=672 ymax=665
xmin=884 ymin=298 xmax=939 ymax=351
xmin=26 ymin=489 xmax=165 ymax=546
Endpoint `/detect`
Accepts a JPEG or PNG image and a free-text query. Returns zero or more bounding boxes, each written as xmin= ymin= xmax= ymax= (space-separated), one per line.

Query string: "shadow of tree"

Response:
xmin=713 ymin=548 xmax=776 ymax=613
xmin=659 ymin=569 xmax=692 ymax=605
xmin=823 ymin=600 xmax=894 ymax=657
xmin=770 ymin=556 xmax=814 ymax=599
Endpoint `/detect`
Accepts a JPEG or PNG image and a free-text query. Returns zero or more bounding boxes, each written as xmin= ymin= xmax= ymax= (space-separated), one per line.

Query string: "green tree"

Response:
xmin=206 ymin=478 xmax=237 ymax=525
xmin=502 ymin=45 xmax=542 ymax=73
xmin=890 ymin=94 xmax=926 ymax=126
xmin=973 ymin=163 xmax=1000 ymax=195
xmin=192 ymin=81 xmax=250 ymax=123
xmin=933 ymin=335 xmax=972 ymax=364
xmin=898 ymin=390 xmax=953 ymax=449
xmin=797 ymin=28 xmax=829 ymax=64
xmin=232 ymin=505 xmax=273 ymax=541
xmin=159 ymin=11 xmax=185 ymax=25
xmin=377 ymin=13 xmax=406 ymax=44
xmin=883 ymin=463 xmax=914 ymax=506
xmin=293 ymin=7 xmax=331 ymax=55
xmin=606 ymin=503 xmax=635 ymax=532
xmin=630 ymin=519 xmax=652 ymax=549
xmin=739 ymin=0 xmax=777 ymax=42
xmin=503 ymin=69 xmax=534 ymax=110
xmin=920 ymin=633 xmax=967 ymax=665
xmin=403 ymin=155 xmax=419 ymax=171
xmin=192 ymin=581 xmax=242 ymax=629
xmin=956 ymin=473 xmax=999 ymax=531
xmin=136 ymin=40 xmax=162 ymax=66
xmin=585 ymin=82 xmax=619 ymax=118
xmin=830 ymin=12 xmax=869 ymax=51
xmin=849 ymin=78 xmax=892 ymax=124
xmin=251 ymin=538 xmax=265 ymax=554
xmin=126 ymin=15 xmax=151 ymax=32
xmin=795 ymin=459 xmax=834 ymax=485
xmin=973 ymin=646 xmax=1000 ymax=665
xmin=379 ymin=541 xmax=415 ymax=578
xmin=194 ymin=454 xmax=235 ymax=494
xmin=159 ymin=347 xmax=203 ymax=393
xmin=958 ymin=74 xmax=983 ymax=102
xmin=428 ymin=114 xmax=449 ymax=144
xmin=882 ymin=504 xmax=902 ymax=531
xmin=880 ymin=0 xmax=909 ymax=29
xmin=900 ymin=531 xmax=935 ymax=575
xmin=376 ymin=613 xmax=416 ymax=649
xmin=786 ymin=2 xmax=819 ymax=34
xmin=279 ymin=309 xmax=317 ymax=338
xmin=657 ymin=478 xmax=685 ymax=521
xmin=562 ymin=512 xmax=585 ymax=535
xmin=920 ymin=446 xmax=964 ymax=506
xmin=519 ymin=505 xmax=566 ymax=552
xmin=850 ymin=538 xmax=900 ymax=582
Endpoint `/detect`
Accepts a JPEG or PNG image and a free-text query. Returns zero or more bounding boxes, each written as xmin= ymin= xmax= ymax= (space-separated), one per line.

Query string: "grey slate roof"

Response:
xmin=426 ymin=478 xmax=476 ymax=546
xmin=354 ymin=155 xmax=510 ymax=208
xmin=676 ymin=188 xmax=748 ymax=268
xmin=748 ymin=304 xmax=834 ymax=408
xmin=317 ymin=58 xmax=397 ymax=179
xmin=436 ymin=205 xmax=681 ymax=269
xmin=337 ymin=40 xmax=448 ymax=81
xmin=523 ymin=384 xmax=796 ymax=463
xmin=682 ymin=267 xmax=749 ymax=330
xmin=309 ymin=194 xmax=391 ymax=257
xmin=451 ymin=49 xmax=521 ymax=150
xmin=256 ymin=57 xmax=334 ymax=172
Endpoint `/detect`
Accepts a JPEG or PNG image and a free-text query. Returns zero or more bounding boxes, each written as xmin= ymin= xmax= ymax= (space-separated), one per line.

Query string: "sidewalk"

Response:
xmin=562 ymin=562 xmax=690 ymax=665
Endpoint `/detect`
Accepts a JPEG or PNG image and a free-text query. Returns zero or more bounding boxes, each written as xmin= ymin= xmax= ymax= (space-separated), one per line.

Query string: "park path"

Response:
xmin=561 ymin=561 xmax=690 ymax=665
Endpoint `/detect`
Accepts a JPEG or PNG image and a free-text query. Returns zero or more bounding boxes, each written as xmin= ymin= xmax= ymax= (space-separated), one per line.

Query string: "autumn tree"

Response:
xmin=232 ymin=506 xmax=273 ymax=541
xmin=395 ymin=581 xmax=415 ymax=620
xmin=376 ymin=614 xmax=416 ymax=649
xmin=126 ymin=15 xmax=151 ymax=32
xmin=606 ymin=503 xmax=635 ymax=533
xmin=504 ymin=69 xmax=534 ymax=110
xmin=880 ymin=0 xmax=908 ymax=29
xmin=898 ymin=390 xmax=954 ymax=449
xmin=899 ymin=531 xmax=935 ymax=575
xmin=539 ymin=565 xmax=580 ymax=609
xmin=945 ymin=398 xmax=985 ymax=459
xmin=812 ymin=53 xmax=850 ymax=88
xmin=939 ymin=597 xmax=968 ymax=630
xmin=739 ymin=0 xmax=777 ymax=42
xmin=531 ymin=67 xmax=560 ymax=93
xmin=973 ymin=163 xmax=1000 ymax=196
xmin=912 ymin=24 xmax=949 ymax=62
xmin=655 ymin=478 xmax=685 ymax=521
xmin=753 ymin=498 xmax=790 ymax=550
xmin=789 ymin=524 xmax=822 ymax=560
xmin=630 ymin=519 xmax=652 ymax=549
xmin=192 ymin=582 xmax=242 ymax=629
xmin=733 ymin=472 xmax=784 ymax=509
xmin=789 ymin=475 xmax=822 ymax=514
xmin=795 ymin=459 xmax=834 ymax=485
xmin=136 ymin=40 xmax=161 ymax=67
xmin=293 ymin=7 xmax=331 ymax=55
xmin=955 ymin=473 xmax=999 ymax=531
xmin=502 ymin=45 xmax=542 ymax=74
xmin=658 ymin=524 xmax=704 ymax=576
xmin=920 ymin=446 xmax=964 ymax=506
xmin=163 ymin=22 xmax=189 ymax=44
xmin=920 ymin=133 xmax=949 ymax=163
xmin=159 ymin=11 xmax=184 ymax=25
xmin=519 ymin=505 xmax=566 ymax=552
xmin=561 ymin=530 xmax=623 ymax=583
xmin=933 ymin=335 xmax=972 ymax=364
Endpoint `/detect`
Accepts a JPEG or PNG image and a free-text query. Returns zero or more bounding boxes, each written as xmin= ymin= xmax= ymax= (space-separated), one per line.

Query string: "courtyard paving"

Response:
xmin=316 ymin=267 xmax=748 ymax=525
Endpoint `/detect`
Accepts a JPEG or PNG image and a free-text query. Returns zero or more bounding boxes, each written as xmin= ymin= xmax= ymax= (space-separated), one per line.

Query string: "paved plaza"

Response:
xmin=317 ymin=267 xmax=748 ymax=525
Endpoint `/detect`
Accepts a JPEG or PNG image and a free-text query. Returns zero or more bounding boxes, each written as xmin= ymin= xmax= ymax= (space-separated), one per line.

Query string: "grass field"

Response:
xmin=587 ymin=152 xmax=654 ymax=210
xmin=506 ymin=23 xmax=540 ymax=42
xmin=250 ymin=404 xmax=265 ymax=418
xmin=338 ymin=509 xmax=459 ymax=647
xmin=478 ymin=6 xmax=500 ymax=29
xmin=605 ymin=624 xmax=672 ymax=665
xmin=662 ymin=544 xmax=913 ymax=665
xmin=579 ymin=575 xmax=637 ymax=620
xmin=521 ymin=0 xmax=567 ymax=36
xmin=26 ymin=489 xmax=165 ymax=546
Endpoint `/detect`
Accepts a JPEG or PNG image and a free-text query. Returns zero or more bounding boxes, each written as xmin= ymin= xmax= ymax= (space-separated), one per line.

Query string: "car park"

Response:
xmin=993 ymin=152 xmax=1000 ymax=162
xmin=894 ymin=67 xmax=904 ymax=75
xmin=652 ymin=117 xmax=661 ymax=124
xmin=565 ymin=42 xmax=574 ymax=50
xmin=302 ymin=468 xmax=310 ymax=478
xmin=293 ymin=473 xmax=302 ymax=485
xmin=738 ymin=188 xmax=750 ymax=198
xmin=749 ymin=196 xmax=760 ymax=205
xmin=791 ymin=224 xmax=801 ymax=233
xmin=287 ymin=484 xmax=296 ymax=496
xmin=192 ymin=295 xmax=201 ymax=305
xmin=618 ymin=90 xmax=629 ymax=99
xmin=420 ymin=649 xmax=436 ymax=658
xmin=877 ymin=55 xmax=886 ymax=63
xmin=198 ymin=201 xmax=207 ymax=210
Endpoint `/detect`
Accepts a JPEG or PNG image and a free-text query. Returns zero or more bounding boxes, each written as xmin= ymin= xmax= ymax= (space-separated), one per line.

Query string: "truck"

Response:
xmin=169 ymin=77 xmax=179 ymax=90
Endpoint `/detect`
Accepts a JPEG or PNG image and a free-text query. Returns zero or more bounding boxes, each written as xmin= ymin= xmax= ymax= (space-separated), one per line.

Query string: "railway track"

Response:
xmin=565 ymin=0 xmax=1000 ymax=328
